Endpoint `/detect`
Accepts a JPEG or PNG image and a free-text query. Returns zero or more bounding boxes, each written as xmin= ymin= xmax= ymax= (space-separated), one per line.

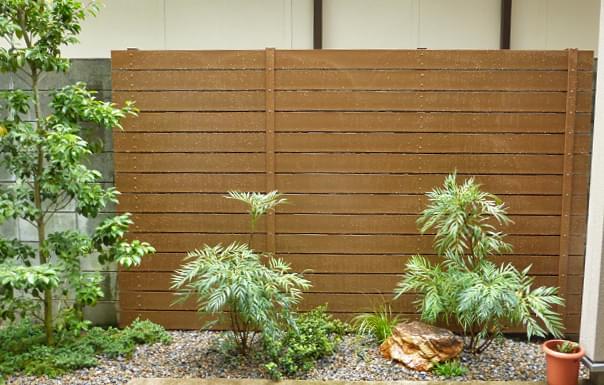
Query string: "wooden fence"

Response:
xmin=112 ymin=49 xmax=593 ymax=333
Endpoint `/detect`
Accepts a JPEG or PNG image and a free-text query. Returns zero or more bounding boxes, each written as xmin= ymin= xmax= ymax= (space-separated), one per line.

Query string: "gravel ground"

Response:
xmin=6 ymin=331 xmax=589 ymax=385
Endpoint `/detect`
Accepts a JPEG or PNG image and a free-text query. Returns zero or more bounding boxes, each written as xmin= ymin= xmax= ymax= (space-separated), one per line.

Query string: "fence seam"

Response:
xmin=558 ymin=48 xmax=578 ymax=325
xmin=265 ymin=48 xmax=276 ymax=254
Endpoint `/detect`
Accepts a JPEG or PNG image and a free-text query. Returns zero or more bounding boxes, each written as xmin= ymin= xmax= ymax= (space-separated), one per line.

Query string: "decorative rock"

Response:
xmin=380 ymin=321 xmax=463 ymax=371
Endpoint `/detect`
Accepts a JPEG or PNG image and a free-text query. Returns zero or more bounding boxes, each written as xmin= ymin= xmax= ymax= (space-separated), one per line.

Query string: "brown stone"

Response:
xmin=380 ymin=321 xmax=464 ymax=371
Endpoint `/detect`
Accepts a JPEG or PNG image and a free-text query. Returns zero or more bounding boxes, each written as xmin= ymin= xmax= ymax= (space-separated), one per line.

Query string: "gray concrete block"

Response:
xmin=0 ymin=59 xmax=111 ymax=91
xmin=86 ymin=152 xmax=115 ymax=183
xmin=16 ymin=89 xmax=112 ymax=120
xmin=0 ymin=219 xmax=18 ymax=239
xmin=82 ymin=123 xmax=114 ymax=152
xmin=80 ymin=252 xmax=118 ymax=273
xmin=96 ymin=270 xmax=117 ymax=301
xmin=84 ymin=301 xmax=117 ymax=326
xmin=77 ymin=212 xmax=111 ymax=236
xmin=49 ymin=299 xmax=117 ymax=327
xmin=0 ymin=165 xmax=15 ymax=182
xmin=17 ymin=219 xmax=38 ymax=243
xmin=60 ymin=59 xmax=112 ymax=91
xmin=0 ymin=59 xmax=117 ymax=326
xmin=19 ymin=213 xmax=76 ymax=242
xmin=56 ymin=199 xmax=78 ymax=213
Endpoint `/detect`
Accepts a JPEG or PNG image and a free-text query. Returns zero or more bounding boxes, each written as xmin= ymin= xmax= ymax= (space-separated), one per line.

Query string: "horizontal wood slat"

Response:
xmin=114 ymin=132 xmax=591 ymax=154
xmin=274 ymin=133 xmax=591 ymax=153
xmin=273 ymin=50 xmax=594 ymax=71
xmin=114 ymin=133 xmax=265 ymax=153
xmin=120 ymin=112 xmax=265 ymax=132
xmin=112 ymin=50 xmax=266 ymax=70
xmin=112 ymin=50 xmax=593 ymax=70
xmin=113 ymin=49 xmax=593 ymax=333
xmin=113 ymin=70 xmax=593 ymax=92
xmin=118 ymin=193 xmax=587 ymax=216
xmin=275 ymin=70 xmax=594 ymax=91
xmin=275 ymin=91 xmax=592 ymax=113
xmin=133 ymin=253 xmax=573 ymax=275
xmin=128 ymin=233 xmax=585 ymax=256
xmin=274 ymin=112 xmax=593 ymax=133
xmin=113 ymin=70 xmax=264 ymax=91
xmin=129 ymin=213 xmax=586 ymax=236
xmin=113 ymin=91 xmax=265 ymax=112
xmin=119 ymin=292 xmax=413 ymax=312
xmin=115 ymin=153 xmax=590 ymax=174
xmin=122 ymin=112 xmax=592 ymax=134
xmin=120 ymin=292 xmax=584 ymax=315
xmin=116 ymin=173 xmax=588 ymax=195
xmin=119 ymin=272 xmax=583 ymax=294
xmin=115 ymin=153 xmax=265 ymax=173
xmin=114 ymin=90 xmax=593 ymax=113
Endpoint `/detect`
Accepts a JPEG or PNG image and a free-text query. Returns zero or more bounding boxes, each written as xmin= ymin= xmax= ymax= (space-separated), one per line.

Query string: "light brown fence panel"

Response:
xmin=112 ymin=49 xmax=593 ymax=333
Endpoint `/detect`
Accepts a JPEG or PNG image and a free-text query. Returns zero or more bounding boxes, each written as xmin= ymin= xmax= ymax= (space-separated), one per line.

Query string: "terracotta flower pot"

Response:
xmin=543 ymin=339 xmax=584 ymax=385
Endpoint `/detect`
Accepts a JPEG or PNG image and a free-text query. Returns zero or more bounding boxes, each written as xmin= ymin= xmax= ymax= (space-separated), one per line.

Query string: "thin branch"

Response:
xmin=44 ymin=193 xmax=73 ymax=222
xmin=476 ymin=335 xmax=496 ymax=354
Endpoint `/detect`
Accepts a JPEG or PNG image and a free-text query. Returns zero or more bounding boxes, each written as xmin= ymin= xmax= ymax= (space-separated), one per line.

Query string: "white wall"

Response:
xmin=512 ymin=0 xmax=600 ymax=52
xmin=62 ymin=0 xmax=313 ymax=57
xmin=55 ymin=0 xmax=600 ymax=57
xmin=323 ymin=0 xmax=501 ymax=49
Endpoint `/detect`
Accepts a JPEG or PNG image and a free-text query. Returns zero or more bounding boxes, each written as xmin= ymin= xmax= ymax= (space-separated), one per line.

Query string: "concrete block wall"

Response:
xmin=0 ymin=59 xmax=118 ymax=325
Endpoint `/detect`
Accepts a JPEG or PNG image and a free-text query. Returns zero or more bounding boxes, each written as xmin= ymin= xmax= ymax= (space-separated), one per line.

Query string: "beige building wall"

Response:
xmin=62 ymin=0 xmax=314 ymax=57
xmin=581 ymin=0 xmax=604 ymax=366
xmin=58 ymin=0 xmax=600 ymax=58
xmin=512 ymin=0 xmax=600 ymax=52
xmin=322 ymin=0 xmax=501 ymax=49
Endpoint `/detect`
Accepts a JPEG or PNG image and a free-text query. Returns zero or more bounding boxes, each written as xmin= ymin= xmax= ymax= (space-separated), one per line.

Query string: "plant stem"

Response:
xmin=31 ymin=68 xmax=53 ymax=346
xmin=476 ymin=336 xmax=495 ymax=354
xmin=249 ymin=218 xmax=255 ymax=248
xmin=19 ymin=6 xmax=53 ymax=345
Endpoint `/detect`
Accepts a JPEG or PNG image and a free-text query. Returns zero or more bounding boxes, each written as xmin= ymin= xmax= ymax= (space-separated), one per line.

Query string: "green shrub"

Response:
xmin=395 ymin=174 xmax=564 ymax=354
xmin=82 ymin=318 xmax=171 ymax=359
xmin=433 ymin=360 xmax=467 ymax=378
xmin=261 ymin=306 xmax=348 ymax=379
xmin=0 ymin=0 xmax=154 ymax=345
xmin=172 ymin=191 xmax=310 ymax=355
xmin=352 ymin=302 xmax=401 ymax=343
xmin=173 ymin=242 xmax=310 ymax=356
xmin=0 ymin=318 xmax=171 ymax=379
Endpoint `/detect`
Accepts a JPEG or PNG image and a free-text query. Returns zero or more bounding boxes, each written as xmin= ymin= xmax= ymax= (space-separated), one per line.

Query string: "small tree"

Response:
xmin=0 ymin=0 xmax=154 ymax=345
xmin=395 ymin=174 xmax=564 ymax=353
xmin=172 ymin=191 xmax=310 ymax=355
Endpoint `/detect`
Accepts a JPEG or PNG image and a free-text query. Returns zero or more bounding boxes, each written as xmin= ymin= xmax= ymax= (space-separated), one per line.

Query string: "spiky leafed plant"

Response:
xmin=395 ymin=174 xmax=564 ymax=354
xmin=172 ymin=191 xmax=310 ymax=355
xmin=352 ymin=301 xmax=402 ymax=343
xmin=226 ymin=190 xmax=287 ymax=244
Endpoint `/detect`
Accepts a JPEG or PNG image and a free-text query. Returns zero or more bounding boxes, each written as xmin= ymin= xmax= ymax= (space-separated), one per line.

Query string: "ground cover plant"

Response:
xmin=0 ymin=0 xmax=154 ymax=345
xmin=0 ymin=318 xmax=170 ymax=379
xmin=261 ymin=305 xmax=349 ymax=379
xmin=395 ymin=173 xmax=564 ymax=353
xmin=433 ymin=359 xmax=467 ymax=378
xmin=172 ymin=191 xmax=311 ymax=355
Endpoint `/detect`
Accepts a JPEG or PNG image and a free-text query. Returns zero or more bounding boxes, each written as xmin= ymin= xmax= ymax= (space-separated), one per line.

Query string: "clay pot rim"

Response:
xmin=542 ymin=339 xmax=585 ymax=360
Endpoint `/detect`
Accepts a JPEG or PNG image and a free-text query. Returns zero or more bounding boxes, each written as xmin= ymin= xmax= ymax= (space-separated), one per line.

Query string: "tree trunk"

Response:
xmin=31 ymin=71 xmax=53 ymax=345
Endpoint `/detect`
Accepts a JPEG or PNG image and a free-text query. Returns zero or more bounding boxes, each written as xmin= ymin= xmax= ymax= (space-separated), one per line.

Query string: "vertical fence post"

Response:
xmin=265 ymin=48 xmax=276 ymax=254
xmin=559 ymin=48 xmax=578 ymax=325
